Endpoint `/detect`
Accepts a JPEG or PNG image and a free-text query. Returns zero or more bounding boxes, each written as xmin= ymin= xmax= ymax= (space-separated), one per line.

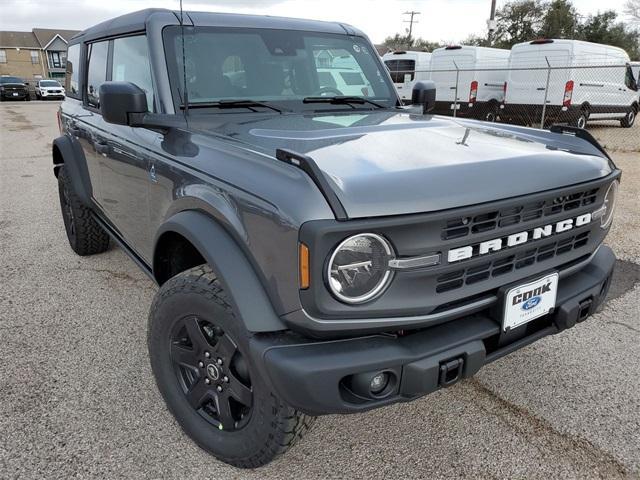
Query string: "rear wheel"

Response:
xmin=621 ymin=107 xmax=636 ymax=128
xmin=148 ymin=265 xmax=315 ymax=468
xmin=571 ymin=109 xmax=589 ymax=129
xmin=483 ymin=105 xmax=499 ymax=122
xmin=57 ymin=167 xmax=110 ymax=255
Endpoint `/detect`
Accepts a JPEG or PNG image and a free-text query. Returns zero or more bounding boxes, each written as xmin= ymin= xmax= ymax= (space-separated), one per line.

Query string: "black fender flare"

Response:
xmin=52 ymin=135 xmax=93 ymax=206
xmin=154 ymin=210 xmax=288 ymax=333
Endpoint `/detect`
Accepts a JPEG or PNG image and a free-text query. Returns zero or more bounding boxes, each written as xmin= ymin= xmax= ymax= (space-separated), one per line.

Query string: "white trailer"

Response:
xmin=382 ymin=50 xmax=432 ymax=102
xmin=501 ymin=39 xmax=639 ymax=128
xmin=429 ymin=45 xmax=510 ymax=121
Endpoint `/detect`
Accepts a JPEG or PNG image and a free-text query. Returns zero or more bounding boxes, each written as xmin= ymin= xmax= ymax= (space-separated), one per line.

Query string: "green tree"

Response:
xmin=578 ymin=10 xmax=640 ymax=59
xmin=539 ymin=0 xmax=579 ymax=38
xmin=493 ymin=0 xmax=545 ymax=48
xmin=382 ymin=34 xmax=441 ymax=52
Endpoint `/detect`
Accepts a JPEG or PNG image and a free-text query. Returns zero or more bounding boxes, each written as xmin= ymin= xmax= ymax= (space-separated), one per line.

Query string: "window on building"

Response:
xmin=112 ymin=36 xmax=154 ymax=111
xmin=0 ymin=50 xmax=6 ymax=63
xmin=86 ymin=41 xmax=108 ymax=108
xmin=65 ymin=43 xmax=80 ymax=97
xmin=31 ymin=50 xmax=39 ymax=64
xmin=50 ymin=51 xmax=62 ymax=68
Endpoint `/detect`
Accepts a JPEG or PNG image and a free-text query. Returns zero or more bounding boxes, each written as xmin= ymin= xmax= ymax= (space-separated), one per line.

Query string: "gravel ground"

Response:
xmin=1 ymin=102 xmax=639 ymax=479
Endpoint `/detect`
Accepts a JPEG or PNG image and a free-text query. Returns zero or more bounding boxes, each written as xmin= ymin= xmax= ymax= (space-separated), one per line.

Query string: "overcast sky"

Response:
xmin=0 ymin=0 xmax=632 ymax=44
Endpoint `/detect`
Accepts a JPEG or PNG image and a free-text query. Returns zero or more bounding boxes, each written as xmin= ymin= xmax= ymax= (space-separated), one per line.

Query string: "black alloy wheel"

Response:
xmin=170 ymin=315 xmax=252 ymax=431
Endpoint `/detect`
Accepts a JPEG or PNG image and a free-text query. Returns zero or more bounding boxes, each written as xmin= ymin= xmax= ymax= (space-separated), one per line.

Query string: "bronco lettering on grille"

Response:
xmin=447 ymin=213 xmax=592 ymax=263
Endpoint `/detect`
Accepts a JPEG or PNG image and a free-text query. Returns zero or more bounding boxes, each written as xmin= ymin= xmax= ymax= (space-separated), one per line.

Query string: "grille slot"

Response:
xmin=436 ymin=232 xmax=590 ymax=293
xmin=442 ymin=188 xmax=599 ymax=240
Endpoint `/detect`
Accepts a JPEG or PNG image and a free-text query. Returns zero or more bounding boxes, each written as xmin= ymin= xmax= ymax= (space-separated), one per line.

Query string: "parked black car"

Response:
xmin=53 ymin=9 xmax=620 ymax=468
xmin=0 ymin=76 xmax=30 ymax=101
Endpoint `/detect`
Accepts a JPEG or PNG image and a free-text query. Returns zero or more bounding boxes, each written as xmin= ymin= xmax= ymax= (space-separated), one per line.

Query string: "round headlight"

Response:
xmin=327 ymin=233 xmax=394 ymax=304
xmin=600 ymin=180 xmax=619 ymax=229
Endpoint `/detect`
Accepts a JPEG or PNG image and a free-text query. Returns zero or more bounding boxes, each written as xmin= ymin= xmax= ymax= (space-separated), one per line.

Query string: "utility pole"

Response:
xmin=403 ymin=11 xmax=420 ymax=45
xmin=487 ymin=0 xmax=497 ymax=45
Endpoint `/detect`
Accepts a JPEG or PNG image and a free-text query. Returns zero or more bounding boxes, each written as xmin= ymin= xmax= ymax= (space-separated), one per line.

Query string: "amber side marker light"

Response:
xmin=299 ymin=243 xmax=310 ymax=289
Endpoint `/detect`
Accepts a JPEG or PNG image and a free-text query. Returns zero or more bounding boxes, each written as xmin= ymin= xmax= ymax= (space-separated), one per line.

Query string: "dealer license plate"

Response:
xmin=503 ymin=272 xmax=558 ymax=332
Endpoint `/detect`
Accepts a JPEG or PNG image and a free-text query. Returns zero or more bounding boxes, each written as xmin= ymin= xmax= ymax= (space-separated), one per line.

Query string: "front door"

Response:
xmin=96 ymin=35 xmax=157 ymax=262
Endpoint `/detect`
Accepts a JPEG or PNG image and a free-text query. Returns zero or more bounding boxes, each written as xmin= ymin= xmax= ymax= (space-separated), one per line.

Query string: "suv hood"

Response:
xmin=197 ymin=111 xmax=614 ymax=218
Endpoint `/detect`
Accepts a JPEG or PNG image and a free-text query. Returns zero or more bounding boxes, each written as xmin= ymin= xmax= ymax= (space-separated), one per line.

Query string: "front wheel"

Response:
xmin=148 ymin=265 xmax=315 ymax=468
xmin=621 ymin=108 xmax=636 ymax=128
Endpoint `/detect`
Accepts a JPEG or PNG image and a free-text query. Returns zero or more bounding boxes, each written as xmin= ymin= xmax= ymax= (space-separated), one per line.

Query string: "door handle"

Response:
xmin=94 ymin=141 xmax=110 ymax=156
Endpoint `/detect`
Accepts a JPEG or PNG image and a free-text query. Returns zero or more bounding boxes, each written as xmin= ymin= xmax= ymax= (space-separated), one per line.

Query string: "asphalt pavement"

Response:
xmin=1 ymin=102 xmax=639 ymax=479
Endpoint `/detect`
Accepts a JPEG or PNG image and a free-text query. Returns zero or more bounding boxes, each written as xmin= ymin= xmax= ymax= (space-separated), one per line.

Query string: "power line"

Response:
xmin=403 ymin=11 xmax=420 ymax=40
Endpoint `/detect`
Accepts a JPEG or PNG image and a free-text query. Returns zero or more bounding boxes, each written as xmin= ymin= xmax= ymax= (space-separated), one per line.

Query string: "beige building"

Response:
xmin=0 ymin=28 xmax=80 ymax=81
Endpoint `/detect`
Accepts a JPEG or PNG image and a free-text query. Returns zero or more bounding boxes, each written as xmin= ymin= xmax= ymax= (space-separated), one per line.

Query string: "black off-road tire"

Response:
xmin=148 ymin=265 xmax=315 ymax=468
xmin=57 ymin=166 xmax=109 ymax=255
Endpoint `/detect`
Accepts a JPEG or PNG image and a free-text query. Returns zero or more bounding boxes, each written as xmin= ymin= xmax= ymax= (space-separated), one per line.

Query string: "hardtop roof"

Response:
xmin=71 ymin=8 xmax=362 ymax=43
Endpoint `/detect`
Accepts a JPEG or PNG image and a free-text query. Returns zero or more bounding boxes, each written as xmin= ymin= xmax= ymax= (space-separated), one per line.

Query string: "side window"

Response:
xmin=65 ymin=43 xmax=80 ymax=98
xmin=112 ymin=36 xmax=155 ymax=111
xmin=86 ymin=41 xmax=108 ymax=108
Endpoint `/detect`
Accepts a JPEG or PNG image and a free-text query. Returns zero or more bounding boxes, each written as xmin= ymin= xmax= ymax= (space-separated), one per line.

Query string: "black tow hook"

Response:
xmin=438 ymin=357 xmax=465 ymax=387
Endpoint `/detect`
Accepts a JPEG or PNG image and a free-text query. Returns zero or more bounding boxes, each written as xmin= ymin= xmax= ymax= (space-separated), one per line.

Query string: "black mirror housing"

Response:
xmin=411 ymin=81 xmax=437 ymax=114
xmin=99 ymin=81 xmax=148 ymax=125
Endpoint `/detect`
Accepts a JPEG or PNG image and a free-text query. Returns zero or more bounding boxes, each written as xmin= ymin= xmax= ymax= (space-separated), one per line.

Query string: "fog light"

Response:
xmin=370 ymin=372 xmax=389 ymax=394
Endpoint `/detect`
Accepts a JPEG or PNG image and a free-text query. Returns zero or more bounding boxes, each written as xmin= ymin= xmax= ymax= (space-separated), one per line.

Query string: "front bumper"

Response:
xmin=1 ymin=90 xmax=28 ymax=100
xmin=251 ymin=245 xmax=615 ymax=415
xmin=40 ymin=90 xmax=65 ymax=99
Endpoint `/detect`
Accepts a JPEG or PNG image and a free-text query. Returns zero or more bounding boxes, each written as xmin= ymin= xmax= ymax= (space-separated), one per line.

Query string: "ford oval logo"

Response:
xmin=522 ymin=296 xmax=541 ymax=311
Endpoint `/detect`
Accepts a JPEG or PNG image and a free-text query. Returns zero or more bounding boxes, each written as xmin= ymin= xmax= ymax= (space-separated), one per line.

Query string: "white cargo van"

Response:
xmin=429 ymin=45 xmax=509 ymax=121
xmin=382 ymin=51 xmax=431 ymax=102
xmin=501 ymin=39 xmax=639 ymax=128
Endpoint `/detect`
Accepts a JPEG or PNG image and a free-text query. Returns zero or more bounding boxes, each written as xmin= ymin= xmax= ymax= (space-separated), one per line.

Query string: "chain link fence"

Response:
xmin=387 ymin=61 xmax=640 ymax=152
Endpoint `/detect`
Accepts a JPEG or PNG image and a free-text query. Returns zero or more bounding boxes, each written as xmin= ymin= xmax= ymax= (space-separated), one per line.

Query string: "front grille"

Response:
xmin=442 ymin=187 xmax=599 ymax=240
xmin=436 ymin=231 xmax=591 ymax=293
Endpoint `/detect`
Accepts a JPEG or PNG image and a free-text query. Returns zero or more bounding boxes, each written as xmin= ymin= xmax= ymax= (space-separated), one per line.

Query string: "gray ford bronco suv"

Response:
xmin=53 ymin=9 xmax=620 ymax=468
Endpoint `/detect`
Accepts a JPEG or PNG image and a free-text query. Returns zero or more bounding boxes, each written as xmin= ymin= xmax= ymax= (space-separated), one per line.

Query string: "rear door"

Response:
xmin=430 ymin=49 xmax=475 ymax=104
xmin=75 ymin=40 xmax=109 ymax=205
xmin=507 ymin=45 xmax=570 ymax=106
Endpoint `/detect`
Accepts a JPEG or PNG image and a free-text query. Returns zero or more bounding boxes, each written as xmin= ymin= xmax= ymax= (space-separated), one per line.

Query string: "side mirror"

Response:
xmin=411 ymin=81 xmax=437 ymax=114
xmin=99 ymin=81 xmax=148 ymax=126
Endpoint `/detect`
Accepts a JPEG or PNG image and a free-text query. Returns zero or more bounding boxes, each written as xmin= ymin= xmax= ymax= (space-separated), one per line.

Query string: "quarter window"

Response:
xmin=65 ymin=44 xmax=80 ymax=97
xmin=86 ymin=41 xmax=108 ymax=108
xmin=112 ymin=36 xmax=155 ymax=111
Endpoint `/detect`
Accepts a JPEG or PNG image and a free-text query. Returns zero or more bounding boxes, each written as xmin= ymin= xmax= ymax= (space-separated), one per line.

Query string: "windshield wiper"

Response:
xmin=302 ymin=96 xmax=386 ymax=109
xmin=180 ymin=99 xmax=285 ymax=113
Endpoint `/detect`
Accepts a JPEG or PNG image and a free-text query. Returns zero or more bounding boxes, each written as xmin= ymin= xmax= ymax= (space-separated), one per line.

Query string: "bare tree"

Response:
xmin=626 ymin=0 xmax=640 ymax=22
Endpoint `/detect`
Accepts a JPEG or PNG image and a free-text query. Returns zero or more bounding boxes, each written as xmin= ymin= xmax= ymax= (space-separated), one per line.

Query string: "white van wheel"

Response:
xmin=572 ymin=111 xmax=588 ymax=129
xmin=621 ymin=109 xmax=636 ymax=128
xmin=484 ymin=110 xmax=497 ymax=122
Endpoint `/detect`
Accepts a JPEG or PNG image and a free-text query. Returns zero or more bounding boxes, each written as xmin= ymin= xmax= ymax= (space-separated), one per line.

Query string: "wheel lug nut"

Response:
xmin=198 ymin=361 xmax=204 ymax=368
xmin=216 ymin=358 xmax=223 ymax=365
xmin=223 ymin=376 xmax=229 ymax=383
xmin=204 ymin=352 xmax=211 ymax=358
xmin=205 ymin=378 xmax=211 ymax=385
xmin=216 ymin=385 xmax=223 ymax=392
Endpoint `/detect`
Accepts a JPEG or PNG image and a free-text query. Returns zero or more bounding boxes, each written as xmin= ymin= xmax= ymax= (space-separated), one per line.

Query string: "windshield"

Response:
xmin=0 ymin=76 xmax=24 ymax=84
xmin=40 ymin=80 xmax=61 ymax=87
xmin=163 ymin=26 xmax=396 ymax=111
